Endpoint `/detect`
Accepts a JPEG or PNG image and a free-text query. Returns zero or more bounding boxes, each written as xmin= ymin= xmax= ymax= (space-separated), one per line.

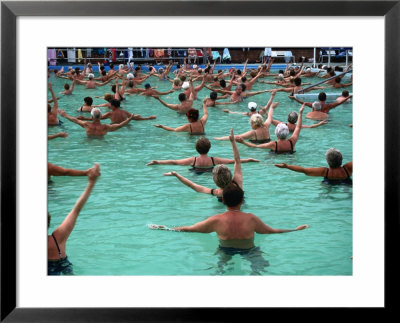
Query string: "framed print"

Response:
xmin=1 ymin=0 xmax=399 ymax=321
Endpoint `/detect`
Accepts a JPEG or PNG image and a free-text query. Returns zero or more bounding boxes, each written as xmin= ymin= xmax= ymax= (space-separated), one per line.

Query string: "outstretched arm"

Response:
xmin=48 ymin=162 xmax=90 ymax=177
xmin=147 ymin=157 xmax=194 ymax=166
xmin=274 ymin=163 xmax=326 ymax=176
xmin=52 ymin=164 xmax=101 ymax=244
xmin=254 ymin=215 xmax=309 ymax=234
xmin=106 ymin=114 xmax=135 ymax=132
xmin=48 ymin=132 xmax=68 ymax=140
xmin=153 ymin=123 xmax=190 ymax=132
xmin=153 ymin=96 xmax=181 ymax=111
xmin=58 ymin=110 xmax=86 ymax=127
xmin=302 ymin=120 xmax=328 ymax=128
xmin=163 ymin=171 xmax=212 ymax=194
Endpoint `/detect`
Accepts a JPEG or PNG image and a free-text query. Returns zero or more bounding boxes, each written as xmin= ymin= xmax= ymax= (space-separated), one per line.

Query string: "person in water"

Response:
xmin=58 ymin=108 xmax=134 ymax=137
xmin=153 ymin=92 xmax=194 ymax=113
xmin=235 ymin=104 xmax=305 ymax=154
xmin=48 ymin=162 xmax=98 ymax=181
xmin=275 ymin=148 xmax=352 ymax=185
xmin=147 ymin=136 xmax=259 ymax=171
xmin=48 ymin=163 xmax=100 ymax=275
xmin=150 ymin=179 xmax=308 ymax=274
xmin=77 ymin=97 xmax=94 ymax=112
xmin=48 ymin=83 xmax=61 ymax=126
xmin=305 ymin=101 xmax=329 ymax=121
xmin=289 ymin=92 xmax=352 ymax=114
xmin=48 ymin=132 xmax=68 ymax=140
xmin=272 ymin=110 xmax=327 ymax=132
xmin=335 ymin=90 xmax=352 ymax=104
xmin=153 ymin=99 xmax=208 ymax=135
xmin=162 ymin=129 xmax=245 ymax=200
xmin=215 ymin=102 xmax=278 ymax=144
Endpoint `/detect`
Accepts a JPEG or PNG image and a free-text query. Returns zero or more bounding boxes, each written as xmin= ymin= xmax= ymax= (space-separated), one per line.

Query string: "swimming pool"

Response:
xmin=48 ymin=69 xmax=353 ymax=275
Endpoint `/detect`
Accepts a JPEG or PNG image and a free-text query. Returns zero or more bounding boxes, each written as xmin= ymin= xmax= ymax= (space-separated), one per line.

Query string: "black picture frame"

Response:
xmin=1 ymin=1 xmax=398 ymax=321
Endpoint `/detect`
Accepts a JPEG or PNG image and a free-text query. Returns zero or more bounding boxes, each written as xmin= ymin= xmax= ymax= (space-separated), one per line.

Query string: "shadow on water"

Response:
xmin=205 ymin=246 xmax=270 ymax=275
xmin=318 ymin=182 xmax=353 ymax=200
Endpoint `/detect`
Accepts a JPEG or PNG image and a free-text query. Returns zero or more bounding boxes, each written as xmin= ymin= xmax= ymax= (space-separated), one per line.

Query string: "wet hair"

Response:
xmin=173 ymin=78 xmax=180 ymax=86
xmin=288 ymin=111 xmax=298 ymax=124
xmin=335 ymin=77 xmax=342 ymax=83
xmin=179 ymin=75 xmax=186 ymax=82
xmin=144 ymin=83 xmax=151 ymax=89
xmin=186 ymin=108 xmax=199 ymax=122
xmin=250 ymin=114 xmax=264 ymax=128
xmin=241 ymin=77 xmax=247 ymax=82
xmin=342 ymin=90 xmax=349 ymax=97
xmin=275 ymin=123 xmax=289 ymax=139
xmin=195 ymin=137 xmax=211 ymax=154
xmin=210 ymin=92 xmax=218 ymax=100
xmin=318 ymin=92 xmax=327 ymax=102
xmin=64 ymin=83 xmax=70 ymax=90
xmin=104 ymin=93 xmax=113 ymax=102
xmin=222 ymin=183 xmax=244 ymax=207
xmin=110 ymin=63 xmax=115 ymax=69
xmin=240 ymin=84 xmax=247 ymax=91
xmin=219 ymin=79 xmax=226 ymax=88
xmin=217 ymin=69 xmax=223 ymax=73
xmin=294 ymin=77 xmax=302 ymax=86
xmin=325 ymin=148 xmax=343 ymax=168
xmin=84 ymin=96 xmax=93 ymax=105
xmin=176 ymin=64 xmax=181 ymax=69
xmin=110 ymin=99 xmax=120 ymax=108
xmin=128 ymin=81 xmax=134 ymax=88
xmin=178 ymin=93 xmax=186 ymax=102
xmin=212 ymin=165 xmax=232 ymax=189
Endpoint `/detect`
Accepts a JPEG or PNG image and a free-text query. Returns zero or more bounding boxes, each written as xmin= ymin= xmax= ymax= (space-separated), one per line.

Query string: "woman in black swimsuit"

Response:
xmin=146 ymin=137 xmax=259 ymax=172
xmin=235 ymin=104 xmax=305 ymax=154
xmin=274 ymin=148 xmax=352 ymax=185
xmin=48 ymin=164 xmax=100 ymax=275
xmin=163 ymin=129 xmax=248 ymax=200
xmin=153 ymin=100 xmax=209 ymax=135
xmin=76 ymin=96 xmax=94 ymax=112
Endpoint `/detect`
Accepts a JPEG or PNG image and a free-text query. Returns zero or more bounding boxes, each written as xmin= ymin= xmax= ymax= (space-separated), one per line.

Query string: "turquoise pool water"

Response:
xmin=48 ymin=70 xmax=352 ymax=275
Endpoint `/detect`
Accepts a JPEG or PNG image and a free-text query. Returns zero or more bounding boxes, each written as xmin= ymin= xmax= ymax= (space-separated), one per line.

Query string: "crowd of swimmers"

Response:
xmin=48 ymin=55 xmax=353 ymax=275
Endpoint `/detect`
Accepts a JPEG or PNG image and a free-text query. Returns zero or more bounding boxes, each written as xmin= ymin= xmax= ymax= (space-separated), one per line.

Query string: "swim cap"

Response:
xmin=193 ymin=64 xmax=197 ymax=69
xmin=91 ymin=108 xmax=101 ymax=119
xmin=182 ymin=82 xmax=190 ymax=89
xmin=312 ymin=101 xmax=322 ymax=111
xmin=306 ymin=67 xmax=311 ymax=72
xmin=127 ymin=73 xmax=134 ymax=79
xmin=88 ymin=73 xmax=94 ymax=79
xmin=158 ymin=68 xmax=164 ymax=73
xmin=248 ymin=102 xmax=258 ymax=111
xmin=275 ymin=123 xmax=289 ymax=139
xmin=119 ymin=64 xmax=124 ymax=69
xmin=278 ymin=73 xmax=284 ymax=80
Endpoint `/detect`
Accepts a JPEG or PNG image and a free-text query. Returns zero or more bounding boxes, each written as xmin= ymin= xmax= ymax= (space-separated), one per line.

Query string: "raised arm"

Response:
xmin=48 ymin=83 xmax=58 ymax=112
xmin=324 ymin=95 xmax=352 ymax=112
xmin=200 ymin=99 xmax=209 ymax=124
xmin=229 ymin=129 xmax=243 ymax=189
xmin=52 ymin=164 xmax=100 ymax=244
xmin=153 ymin=96 xmax=181 ymax=111
xmin=290 ymin=104 xmax=305 ymax=143
xmin=288 ymin=95 xmax=313 ymax=107
xmin=264 ymin=102 xmax=278 ymax=127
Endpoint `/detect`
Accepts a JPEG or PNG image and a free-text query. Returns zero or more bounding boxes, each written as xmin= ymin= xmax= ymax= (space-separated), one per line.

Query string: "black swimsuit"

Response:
xmin=322 ymin=167 xmax=352 ymax=185
xmin=190 ymin=156 xmax=215 ymax=174
xmin=273 ymin=139 xmax=295 ymax=154
xmin=189 ymin=121 xmax=205 ymax=135
xmin=249 ymin=131 xmax=270 ymax=144
xmin=48 ymin=234 xmax=74 ymax=275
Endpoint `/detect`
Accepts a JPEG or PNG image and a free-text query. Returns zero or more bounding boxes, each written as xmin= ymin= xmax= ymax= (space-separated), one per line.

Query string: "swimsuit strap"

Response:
xmin=253 ymin=131 xmax=258 ymax=141
xmin=325 ymin=168 xmax=330 ymax=178
xmin=200 ymin=121 xmax=204 ymax=132
xmin=192 ymin=157 xmax=197 ymax=167
xmin=211 ymin=156 xmax=215 ymax=166
xmin=189 ymin=124 xmax=192 ymax=133
xmin=275 ymin=141 xmax=278 ymax=153
xmin=51 ymin=234 xmax=62 ymax=259
xmin=210 ymin=188 xmax=215 ymax=196
xmin=289 ymin=139 xmax=294 ymax=153
xmin=343 ymin=166 xmax=350 ymax=178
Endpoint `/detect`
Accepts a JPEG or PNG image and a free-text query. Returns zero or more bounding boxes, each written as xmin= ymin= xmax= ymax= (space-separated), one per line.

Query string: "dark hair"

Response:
xmin=217 ymin=69 xmax=223 ymax=73
xmin=100 ymin=66 xmax=105 ymax=71
xmin=222 ymin=183 xmax=244 ymax=207
xmin=144 ymin=83 xmax=151 ymax=89
xmin=241 ymin=77 xmax=247 ymax=82
xmin=213 ymin=76 xmax=219 ymax=82
xmin=318 ymin=92 xmax=327 ymax=101
xmin=335 ymin=76 xmax=341 ymax=83
xmin=317 ymin=64 xmax=322 ymax=69
xmin=289 ymin=70 xmax=296 ymax=76
xmin=111 ymin=85 xmax=116 ymax=93
xmin=335 ymin=66 xmax=343 ymax=72
xmin=210 ymin=92 xmax=218 ymax=100
xmin=178 ymin=93 xmax=186 ymax=102
xmin=236 ymin=69 xmax=242 ymax=75
xmin=128 ymin=80 xmax=134 ymax=88
xmin=294 ymin=77 xmax=302 ymax=86
xmin=110 ymin=63 xmax=114 ymax=68
xmin=84 ymin=96 xmax=93 ymax=105
xmin=110 ymin=99 xmax=120 ymax=108
xmin=101 ymin=70 xmax=107 ymax=76
xmin=186 ymin=108 xmax=199 ymax=122
xmin=342 ymin=90 xmax=349 ymax=97
xmin=240 ymin=83 xmax=246 ymax=91
xmin=195 ymin=137 xmax=211 ymax=154
xmin=75 ymin=67 xmax=80 ymax=72
xmin=326 ymin=67 xmax=332 ymax=73
xmin=64 ymin=83 xmax=70 ymax=90
xmin=329 ymin=70 xmax=335 ymax=77
xmin=135 ymin=66 xmax=140 ymax=71
xmin=279 ymin=69 xmax=284 ymax=74
xmin=180 ymin=75 xmax=186 ymax=82
xmin=54 ymin=69 xmax=58 ymax=74
xmin=219 ymin=79 xmax=226 ymax=88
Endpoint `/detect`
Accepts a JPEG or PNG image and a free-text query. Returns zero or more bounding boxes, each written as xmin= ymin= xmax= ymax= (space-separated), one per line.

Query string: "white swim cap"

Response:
xmin=306 ymin=67 xmax=311 ymax=72
xmin=193 ymin=64 xmax=197 ymax=69
xmin=88 ymin=73 xmax=94 ymax=79
xmin=91 ymin=108 xmax=101 ymax=119
xmin=248 ymin=102 xmax=258 ymax=111
xmin=322 ymin=65 xmax=327 ymax=69
xmin=275 ymin=123 xmax=289 ymax=139
xmin=129 ymin=62 xmax=134 ymax=66
xmin=127 ymin=73 xmax=134 ymax=79
xmin=278 ymin=73 xmax=284 ymax=80
xmin=312 ymin=101 xmax=322 ymax=111
xmin=119 ymin=64 xmax=124 ymax=69
xmin=182 ymin=81 xmax=190 ymax=89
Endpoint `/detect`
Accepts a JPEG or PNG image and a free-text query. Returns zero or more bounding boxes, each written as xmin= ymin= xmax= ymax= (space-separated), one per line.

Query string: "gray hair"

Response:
xmin=212 ymin=165 xmax=233 ymax=189
xmin=275 ymin=123 xmax=289 ymax=139
xmin=91 ymin=108 xmax=101 ymax=119
xmin=249 ymin=114 xmax=264 ymax=128
xmin=325 ymin=148 xmax=343 ymax=168
xmin=287 ymin=111 xmax=298 ymax=124
xmin=312 ymin=101 xmax=322 ymax=111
